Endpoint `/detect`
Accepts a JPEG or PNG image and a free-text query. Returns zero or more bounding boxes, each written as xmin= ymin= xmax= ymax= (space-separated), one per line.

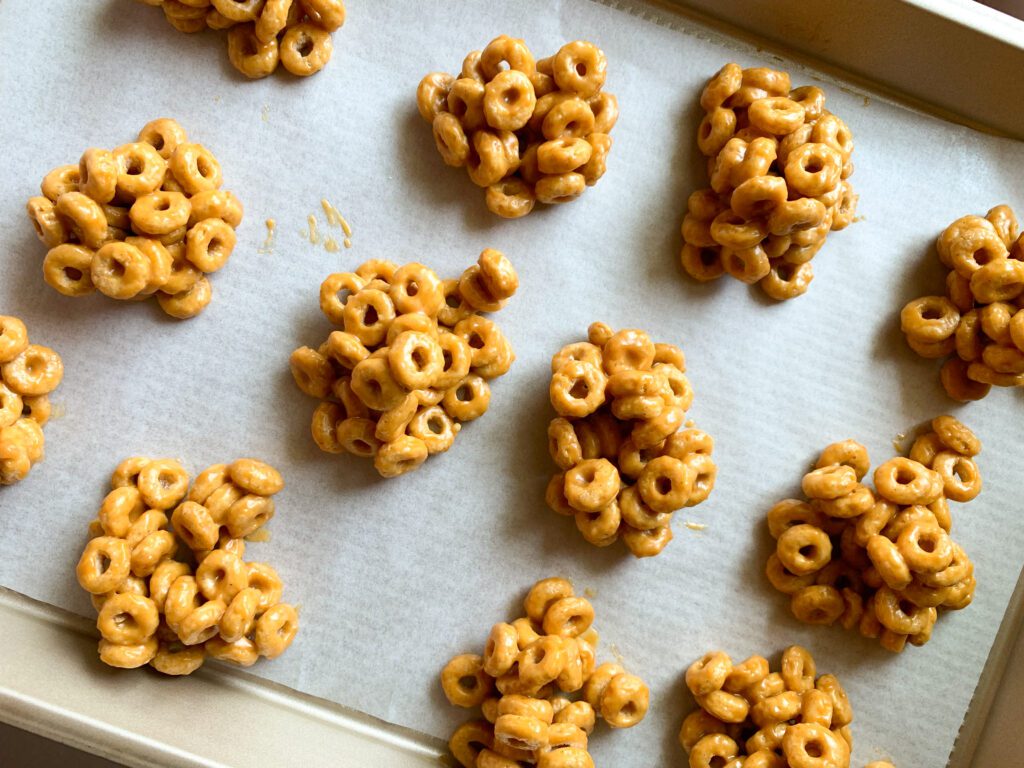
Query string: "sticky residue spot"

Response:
xmin=324 ymin=238 xmax=340 ymax=253
xmin=609 ymin=643 xmax=625 ymax=666
xmin=258 ymin=219 xmax=276 ymax=255
xmin=245 ymin=529 xmax=272 ymax=543
xmin=583 ymin=587 xmax=597 ymax=599
xmin=893 ymin=432 xmax=906 ymax=453
xmin=862 ymin=95 xmax=871 ymax=107
xmin=261 ymin=104 xmax=270 ymax=122
xmin=685 ymin=419 xmax=695 ymax=428
xmin=49 ymin=402 xmax=67 ymax=420
xmin=305 ymin=214 xmax=321 ymax=245
xmin=685 ymin=521 xmax=707 ymax=532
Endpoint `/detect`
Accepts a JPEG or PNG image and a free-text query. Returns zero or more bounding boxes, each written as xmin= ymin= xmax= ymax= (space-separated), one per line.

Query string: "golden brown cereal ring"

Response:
xmin=780 ymin=645 xmax=816 ymax=692
xmin=816 ymin=439 xmax=870 ymax=479
xmin=931 ymin=451 xmax=982 ymax=502
xmin=940 ymin=356 xmax=991 ymax=401
xmin=41 ymin=165 xmax=81 ymax=202
xmin=790 ymin=585 xmax=844 ymax=625
xmin=416 ymin=71 xmax=454 ymax=123
xmin=98 ymin=636 xmax=158 ymax=669
xmin=901 ymin=296 xmax=961 ymax=342
xmin=483 ymin=70 xmax=536 ymax=132
xmin=621 ymin=523 xmax=673 ymax=558
xmin=563 ymin=458 xmax=620 ymax=513
xmin=932 ymin=414 xmax=981 ymax=456
xmin=26 ymin=196 xmax=70 ymax=248
xmin=874 ymin=457 xmax=942 ymax=505
xmin=79 ymin=148 xmax=119 ymax=205
xmin=112 ymin=142 xmax=167 ymax=201
xmin=137 ymin=458 xmax=190 ymax=510
xmin=169 ymin=143 xmax=222 ymax=196
xmin=776 ymin=524 xmax=832 ymax=576
xmin=866 ymin=534 xmax=913 ymax=591
xmin=1 ymin=345 xmax=63 ymax=396
xmin=373 ymin=435 xmax=428 ymax=477
xmin=138 ymin=118 xmax=188 ymax=160
xmin=97 ymin=593 xmax=159 ymax=645
xmin=184 ymin=217 xmax=235 ymax=273
xmin=441 ymin=653 xmax=493 ymax=708
xmin=700 ymin=62 xmax=742 ymax=111
xmin=782 ymin=722 xmax=848 ymax=768
xmin=280 ymin=21 xmax=333 ymax=76
xmin=77 ymin=536 xmax=131 ymax=595
xmin=227 ymin=22 xmax=279 ymax=78
xmin=157 ymin=275 xmax=212 ymax=319
xmin=686 ymin=651 xmax=732 ymax=697
xmin=55 ymin=191 xmax=108 ymax=249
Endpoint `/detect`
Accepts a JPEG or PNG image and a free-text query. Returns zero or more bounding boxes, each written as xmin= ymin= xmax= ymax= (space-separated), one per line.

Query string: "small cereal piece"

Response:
xmin=873 ymin=457 xmax=943 ymax=505
xmin=442 ymin=654 xmax=494 ymax=708
xmin=137 ymin=458 xmax=190 ymax=510
xmin=229 ymin=458 xmax=284 ymax=496
xmin=1 ymin=345 xmax=63 ymax=396
xmin=254 ymin=603 xmax=299 ymax=659
xmin=801 ymin=464 xmax=858 ymax=500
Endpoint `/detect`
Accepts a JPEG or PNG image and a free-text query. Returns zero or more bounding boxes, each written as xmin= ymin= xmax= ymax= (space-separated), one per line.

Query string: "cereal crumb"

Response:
xmin=261 ymin=104 xmax=270 ymax=122
xmin=583 ymin=587 xmax=597 ymax=599
xmin=684 ymin=521 xmax=707 ymax=532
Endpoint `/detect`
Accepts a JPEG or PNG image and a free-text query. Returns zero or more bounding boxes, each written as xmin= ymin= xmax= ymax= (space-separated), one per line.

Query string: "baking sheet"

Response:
xmin=1 ymin=0 xmax=1023 ymax=765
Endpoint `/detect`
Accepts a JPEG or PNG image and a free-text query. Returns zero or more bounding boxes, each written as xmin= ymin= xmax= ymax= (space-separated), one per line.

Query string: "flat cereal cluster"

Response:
xmin=766 ymin=416 xmax=980 ymax=653
xmin=418 ymin=36 xmax=617 ymax=218
xmin=26 ymin=118 xmax=243 ymax=320
xmin=682 ymin=63 xmax=858 ymax=300
xmin=290 ymin=251 xmax=517 ymax=478
xmin=76 ymin=457 xmax=298 ymax=675
xmin=134 ymin=0 xmax=344 ymax=78
xmin=680 ymin=646 xmax=864 ymax=768
xmin=0 ymin=317 xmax=63 ymax=485
xmin=545 ymin=323 xmax=716 ymax=558
xmin=442 ymin=577 xmax=649 ymax=768
xmin=900 ymin=205 xmax=1024 ymax=400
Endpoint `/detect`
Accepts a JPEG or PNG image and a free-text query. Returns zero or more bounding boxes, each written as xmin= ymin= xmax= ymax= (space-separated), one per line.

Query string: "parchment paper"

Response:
xmin=1 ymin=0 xmax=1023 ymax=765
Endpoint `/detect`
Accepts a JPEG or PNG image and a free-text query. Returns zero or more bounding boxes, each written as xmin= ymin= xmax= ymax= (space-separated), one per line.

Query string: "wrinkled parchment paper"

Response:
xmin=1 ymin=0 xmax=1023 ymax=764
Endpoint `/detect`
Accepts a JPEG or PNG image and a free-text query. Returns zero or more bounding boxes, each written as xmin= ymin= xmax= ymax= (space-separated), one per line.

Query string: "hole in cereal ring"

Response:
xmin=406 ymin=280 xmax=419 ymax=296
xmin=806 ymin=741 xmax=823 ymax=758
xmin=367 ymin=379 xmax=382 ymax=395
xmin=922 ymin=306 xmax=942 ymax=320
xmin=575 ymin=62 xmax=587 ymax=77
xmin=197 ymin=155 xmax=215 ymax=179
xmin=974 ymin=248 xmax=996 ymax=265
xmin=569 ymin=380 xmax=589 ymax=399
xmin=64 ymin=266 xmax=83 ymax=281
xmin=111 ymin=259 xmax=126 ymax=277
xmin=899 ymin=600 xmax=916 ymax=615
xmin=156 ymin=198 xmax=170 ymax=211
xmin=700 ymin=248 xmax=718 ymax=266
xmin=566 ymin=121 xmax=578 ymax=134
xmin=363 ymin=305 xmax=379 ymax=326
xmin=456 ymin=385 xmax=471 ymax=401
xmin=126 ymin=156 xmax=143 ymax=175
xmin=502 ymin=87 xmax=520 ymax=105
xmin=412 ymin=348 xmax=428 ymax=370
xmin=918 ymin=536 xmax=936 ymax=553
xmin=97 ymin=554 xmax=111 ymax=573
xmin=799 ymin=545 xmax=817 ymax=558
xmin=445 ymin=293 xmax=460 ymax=309
xmin=468 ymin=333 xmax=484 ymax=349
xmin=442 ymin=350 xmax=453 ymax=369
xmin=895 ymin=467 xmax=915 ymax=484
xmin=655 ymin=476 xmax=672 ymax=495
xmin=298 ymin=34 xmax=314 ymax=57
xmin=354 ymin=439 xmax=371 ymax=453
xmin=805 ymin=159 xmax=823 ymax=173
xmin=428 ymin=417 xmax=443 ymax=434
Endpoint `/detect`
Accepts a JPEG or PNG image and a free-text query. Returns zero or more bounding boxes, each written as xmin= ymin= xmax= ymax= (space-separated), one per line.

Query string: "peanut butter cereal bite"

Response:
xmin=290 ymin=249 xmax=518 ymax=478
xmin=132 ymin=0 xmax=343 ymax=78
xmin=443 ymin=576 xmax=649 ymax=767
xmin=27 ymin=119 xmax=243 ymax=320
xmin=76 ymin=456 xmax=298 ymax=674
xmin=681 ymin=63 xmax=858 ymax=300
xmin=0 ymin=317 xmax=63 ymax=486
xmin=900 ymin=205 xmax=1024 ymax=400
xmin=417 ymin=36 xmax=617 ymax=218
xmin=681 ymin=645 xmax=868 ymax=768
xmin=545 ymin=323 xmax=716 ymax=557
xmin=764 ymin=416 xmax=980 ymax=652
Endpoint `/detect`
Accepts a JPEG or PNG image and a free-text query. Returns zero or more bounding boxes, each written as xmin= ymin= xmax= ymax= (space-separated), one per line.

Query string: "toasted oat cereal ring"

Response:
xmin=575 ymin=502 xmax=620 ymax=545
xmin=696 ymin=689 xmax=749 ymax=725
xmin=483 ymin=70 xmax=537 ymax=132
xmin=815 ymin=484 xmax=873 ymax=519
xmin=210 ymin=0 xmax=265 ymax=21
xmin=680 ymin=244 xmax=725 ymax=282
xmin=26 ymin=196 xmax=70 ymax=249
xmin=983 ymin=342 xmax=1024 ymax=374
xmin=620 ymin=523 xmax=673 ymax=558
xmin=874 ymin=457 xmax=942 ymax=505
xmin=866 ymin=534 xmax=912 ymax=590
xmin=77 ymin=536 xmax=131 ymax=595
xmin=449 ymin=721 xmax=494 ymax=768
xmin=697 ymin=107 xmax=737 ymax=157
xmin=897 ymin=520 xmax=953 ymax=574
xmin=602 ymin=328 xmax=654 ymax=372
xmin=373 ymin=435 xmax=428 ymax=477
xmin=783 ymin=142 xmax=842 ymax=197
xmin=779 ymin=645 xmax=816 ymax=693
xmin=551 ymin=40 xmax=607 ymax=98
xmin=127 ymin=191 xmax=189 ymax=236
xmin=97 ymin=486 xmax=144 ymax=539
xmin=801 ymin=464 xmax=856 ymax=500
xmin=873 ymin=584 xmax=929 ymax=635
xmin=343 ymin=289 xmax=396 ymax=348
xmin=168 ymin=143 xmax=222 ymax=196
xmin=766 ymin=499 xmax=823 ymax=539
xmin=776 ymin=524 xmax=832 ymax=576
xmin=730 ymin=175 xmax=787 ymax=221
xmin=195 ymin=548 xmax=249 ymax=606
xmin=442 ymin=374 xmax=490 ymax=422
xmin=97 ymin=592 xmax=159 ymax=645
xmin=790 ymin=585 xmax=844 ymax=625
xmin=170 ymin=500 xmax=219 ymax=552
xmin=749 ymin=96 xmax=805 ymax=135
xmin=416 ymin=71 xmax=454 ymax=123
xmin=223 ymin=457 xmax=281 ymax=497
xmin=969 ymin=257 xmax=1024 ymax=303
xmin=300 ymin=0 xmax=345 ymax=30
xmin=563 ymin=458 xmax=619 ymax=513
xmin=1011 ymin=309 xmax=1024 ymax=352
xmin=750 ymin=691 xmax=802 ymax=729
xmin=549 ymin=361 xmax=605 ymax=418
xmin=251 ymin=602 xmax=298 ymax=658
xmin=722 ymin=245 xmax=770 ymax=284
xmin=579 ymin=132 xmax=613 ymax=187
xmin=384 ymin=331 xmax=442 ymax=391
xmin=980 ymin=301 xmax=1016 ymax=345
xmin=901 ymin=296 xmax=960 ymax=342
xmin=599 ymin=673 xmax=648 ymax=729
xmin=42 ymin=244 xmax=95 ymax=297
xmin=157 ymin=276 xmax=211 ymax=319
xmin=389 ymin=262 xmax=444 ymax=317
xmin=318 ymin=272 xmax=366 ymax=325
xmin=98 ymin=636 xmax=158 ymax=669
xmin=931 ymin=451 xmax=982 ymax=502
xmin=428 ymin=331 xmax=472 ymax=392
xmin=111 ymin=142 xmax=167 ymax=201
xmin=0 ymin=384 xmax=22 ymax=429
xmin=931 ymin=414 xmax=981 ymax=456
xmin=478 ymin=34 xmax=535 ymax=81
xmin=137 ymin=118 xmax=188 ymax=161
xmin=700 ymin=62 xmax=742 ymax=111
xmin=486 ymin=178 xmax=535 ymax=219
xmin=788 ymin=85 xmax=826 ymax=120
xmin=1 ymin=344 xmax=63 ymax=397
xmin=967 ymin=360 xmax=1024 ymax=387
xmin=686 ymin=651 xmax=732 ymax=697
xmin=226 ymin=493 xmax=275 ymax=538
xmin=632 ymin=405 xmax=684 ymax=451
xmin=126 ymin=237 xmax=171 ymax=295
xmin=226 ymin=22 xmax=279 ymax=78
xmin=782 ymin=723 xmax=848 ymax=768
xmin=949 ymin=225 xmax=1009 ymax=277
xmin=280 ymin=22 xmax=333 ymax=76
xmin=55 ymin=191 xmax=107 ymax=249
xmin=679 ymin=710 xmax=731 ymax=754
xmin=467 ymin=130 xmax=515 ymax=188
xmin=407 ymin=405 xmax=459 ymax=454
xmin=41 ymin=165 xmax=82 ymax=202
xmin=136 ymin=458 xmax=189 ymax=510
xmin=441 ymin=653 xmax=493 ymax=708
xmin=815 ymin=439 xmax=870 ymax=480
xmin=535 ymin=172 xmax=586 ymax=205
xmin=618 ymin=484 xmax=672 ymax=531
xmin=161 ymin=242 xmax=201 ymax=294
xmin=710 ymin=210 xmax=768 ymax=250
xmin=637 ymin=455 xmax=694 ymax=513
xmin=78 ymin=148 xmax=119 ymax=205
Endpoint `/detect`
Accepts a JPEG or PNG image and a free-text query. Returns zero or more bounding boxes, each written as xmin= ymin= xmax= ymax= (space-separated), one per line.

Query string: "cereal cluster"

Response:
xmin=681 ymin=62 xmax=858 ymax=300
xmin=545 ymin=323 xmax=716 ymax=558
xmin=442 ymin=577 xmax=649 ymax=768
xmin=290 ymin=250 xmax=518 ymax=478
xmin=900 ymin=205 xmax=1024 ymax=400
xmin=417 ymin=36 xmax=617 ymax=218
xmin=765 ymin=416 xmax=980 ymax=653
xmin=75 ymin=457 xmax=298 ymax=675
xmin=134 ymin=0 xmax=343 ymax=78
xmin=0 ymin=317 xmax=63 ymax=485
xmin=680 ymin=645 xmax=856 ymax=768
xmin=26 ymin=118 xmax=243 ymax=320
